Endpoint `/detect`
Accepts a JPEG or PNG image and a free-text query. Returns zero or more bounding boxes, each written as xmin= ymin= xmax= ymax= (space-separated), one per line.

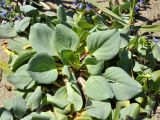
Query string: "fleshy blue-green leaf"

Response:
xmin=20 ymin=5 xmax=38 ymax=17
xmin=27 ymin=52 xmax=58 ymax=84
xmin=85 ymin=56 xmax=104 ymax=75
xmin=27 ymin=86 xmax=43 ymax=111
xmin=54 ymin=104 xmax=72 ymax=115
xmin=7 ymin=64 xmax=33 ymax=90
xmin=86 ymin=99 xmax=111 ymax=119
xmin=0 ymin=108 xmax=13 ymax=120
xmin=103 ymin=67 xmax=142 ymax=100
xmin=57 ymin=5 xmax=66 ymax=23
xmin=86 ymin=29 xmax=120 ymax=61
xmin=14 ymin=17 xmax=31 ymax=33
xmin=152 ymin=44 xmax=160 ymax=62
xmin=0 ymin=23 xmax=17 ymax=39
xmin=13 ymin=96 xmax=27 ymax=118
xmin=21 ymin=112 xmax=56 ymax=120
xmin=45 ymin=94 xmax=69 ymax=108
xmin=54 ymin=24 xmax=79 ymax=52
xmin=29 ymin=23 xmax=58 ymax=56
xmin=7 ymin=37 xmax=29 ymax=53
xmin=85 ymin=76 xmax=114 ymax=100
xmin=12 ymin=51 xmax=36 ymax=72
xmin=120 ymin=103 xmax=140 ymax=120
xmin=151 ymin=70 xmax=160 ymax=91
xmin=66 ymin=82 xmax=83 ymax=111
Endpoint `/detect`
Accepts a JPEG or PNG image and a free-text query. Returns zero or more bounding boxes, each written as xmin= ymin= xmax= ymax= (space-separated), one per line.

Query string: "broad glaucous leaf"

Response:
xmin=117 ymin=49 xmax=132 ymax=73
xmin=32 ymin=113 xmax=56 ymax=120
xmin=103 ymin=67 xmax=142 ymax=100
xmin=27 ymin=52 xmax=58 ymax=84
xmin=0 ymin=23 xmax=17 ymax=38
xmin=29 ymin=23 xmax=58 ymax=56
xmin=54 ymin=104 xmax=72 ymax=115
xmin=62 ymin=65 xmax=71 ymax=78
xmin=3 ymin=98 xmax=14 ymax=111
xmin=13 ymin=96 xmax=27 ymax=118
xmin=119 ymin=25 xmax=130 ymax=48
xmin=12 ymin=51 xmax=36 ymax=72
xmin=57 ymin=5 xmax=67 ymax=23
xmin=86 ymin=99 xmax=111 ymax=119
xmin=85 ymin=76 xmax=114 ymax=100
xmin=0 ymin=108 xmax=13 ymax=120
xmin=7 ymin=64 xmax=33 ymax=90
xmin=7 ymin=37 xmax=29 ymax=53
xmin=151 ymin=70 xmax=160 ymax=91
xmin=120 ymin=103 xmax=140 ymax=120
xmin=152 ymin=44 xmax=160 ymax=62
xmin=133 ymin=61 xmax=142 ymax=72
xmin=86 ymin=29 xmax=121 ymax=60
xmin=20 ymin=5 xmax=38 ymax=16
xmin=54 ymin=24 xmax=79 ymax=52
xmin=21 ymin=112 xmax=56 ymax=120
xmin=45 ymin=94 xmax=69 ymax=108
xmin=54 ymin=86 xmax=69 ymax=106
xmin=85 ymin=56 xmax=104 ymax=75
xmin=14 ymin=17 xmax=31 ymax=33
xmin=66 ymin=82 xmax=83 ymax=111
xmin=27 ymin=86 xmax=43 ymax=111
xmin=54 ymin=109 xmax=67 ymax=120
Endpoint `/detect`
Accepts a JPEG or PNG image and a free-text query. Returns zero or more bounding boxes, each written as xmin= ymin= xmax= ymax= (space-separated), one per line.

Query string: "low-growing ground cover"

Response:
xmin=0 ymin=0 xmax=160 ymax=119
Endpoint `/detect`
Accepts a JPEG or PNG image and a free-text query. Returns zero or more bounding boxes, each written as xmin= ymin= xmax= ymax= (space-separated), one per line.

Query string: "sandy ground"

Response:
xmin=0 ymin=39 xmax=14 ymax=107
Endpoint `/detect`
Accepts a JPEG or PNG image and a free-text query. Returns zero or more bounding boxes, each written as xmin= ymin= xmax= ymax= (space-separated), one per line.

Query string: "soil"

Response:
xmin=0 ymin=39 xmax=14 ymax=107
xmin=135 ymin=0 xmax=160 ymax=37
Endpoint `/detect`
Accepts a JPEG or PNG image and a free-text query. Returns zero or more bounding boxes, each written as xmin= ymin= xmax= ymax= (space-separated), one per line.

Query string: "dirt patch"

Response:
xmin=0 ymin=39 xmax=14 ymax=107
xmin=135 ymin=0 xmax=160 ymax=37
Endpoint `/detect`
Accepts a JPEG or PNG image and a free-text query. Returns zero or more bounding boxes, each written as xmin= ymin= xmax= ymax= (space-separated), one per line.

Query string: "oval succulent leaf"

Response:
xmin=86 ymin=29 xmax=121 ymax=61
xmin=103 ymin=67 xmax=142 ymax=100
xmin=57 ymin=5 xmax=67 ymax=23
xmin=66 ymin=82 xmax=83 ymax=111
xmin=14 ymin=17 xmax=31 ymax=33
xmin=0 ymin=108 xmax=13 ymax=120
xmin=54 ymin=24 xmax=79 ymax=52
xmin=86 ymin=99 xmax=111 ymax=119
xmin=12 ymin=51 xmax=36 ymax=72
xmin=45 ymin=94 xmax=69 ymax=108
xmin=7 ymin=37 xmax=29 ymax=53
xmin=120 ymin=103 xmax=140 ymax=120
xmin=7 ymin=64 xmax=33 ymax=90
xmin=27 ymin=86 xmax=43 ymax=111
xmin=29 ymin=23 xmax=58 ymax=56
xmin=85 ymin=56 xmax=104 ymax=75
xmin=0 ymin=23 xmax=17 ymax=39
xmin=27 ymin=52 xmax=58 ymax=84
xmin=13 ymin=96 xmax=27 ymax=118
xmin=85 ymin=76 xmax=114 ymax=100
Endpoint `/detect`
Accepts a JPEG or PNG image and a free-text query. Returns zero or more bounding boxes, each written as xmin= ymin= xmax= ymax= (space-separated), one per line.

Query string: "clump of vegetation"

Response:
xmin=0 ymin=0 xmax=160 ymax=119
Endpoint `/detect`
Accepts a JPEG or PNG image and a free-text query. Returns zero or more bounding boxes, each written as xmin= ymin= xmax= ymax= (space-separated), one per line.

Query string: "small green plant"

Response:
xmin=0 ymin=0 xmax=160 ymax=120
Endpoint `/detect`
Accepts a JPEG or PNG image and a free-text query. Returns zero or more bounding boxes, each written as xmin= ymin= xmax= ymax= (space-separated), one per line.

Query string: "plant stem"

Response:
xmin=53 ymin=82 xmax=62 ymax=88
xmin=129 ymin=0 xmax=136 ymax=25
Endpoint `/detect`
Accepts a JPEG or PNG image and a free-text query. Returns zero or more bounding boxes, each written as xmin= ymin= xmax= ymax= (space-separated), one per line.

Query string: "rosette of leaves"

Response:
xmin=0 ymin=5 xmax=143 ymax=120
xmin=0 ymin=22 xmax=142 ymax=120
